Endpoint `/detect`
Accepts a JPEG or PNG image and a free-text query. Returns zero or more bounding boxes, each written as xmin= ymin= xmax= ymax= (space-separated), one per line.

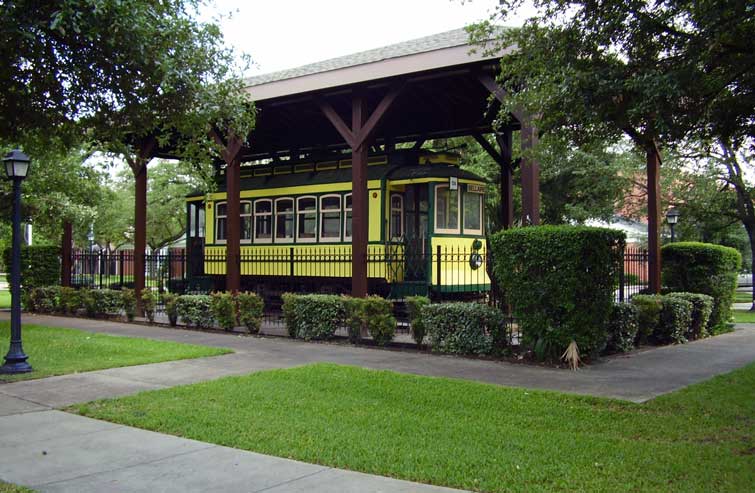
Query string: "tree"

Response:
xmin=456 ymin=135 xmax=633 ymax=230
xmin=146 ymin=161 xmax=203 ymax=252
xmin=0 ymin=145 xmax=107 ymax=245
xmin=470 ymin=0 xmax=755 ymax=292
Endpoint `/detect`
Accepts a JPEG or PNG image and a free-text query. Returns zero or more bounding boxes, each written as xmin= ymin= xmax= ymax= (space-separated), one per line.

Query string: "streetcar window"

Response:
xmin=435 ymin=185 xmax=459 ymax=233
xmin=253 ymin=199 xmax=272 ymax=243
xmin=344 ymin=194 xmax=352 ymax=241
xmin=241 ymin=201 xmax=253 ymax=241
xmin=197 ymin=207 xmax=205 ymax=238
xmin=463 ymin=190 xmax=483 ymax=235
xmin=297 ymin=196 xmax=317 ymax=242
xmin=275 ymin=198 xmax=294 ymax=241
xmin=215 ymin=202 xmax=227 ymax=242
xmin=320 ymin=195 xmax=341 ymax=241
xmin=390 ymin=194 xmax=403 ymax=239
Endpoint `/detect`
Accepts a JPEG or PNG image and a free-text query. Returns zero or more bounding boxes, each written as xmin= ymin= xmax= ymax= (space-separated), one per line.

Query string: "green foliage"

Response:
xmin=491 ymin=226 xmax=624 ymax=358
xmin=405 ymin=295 xmax=430 ymax=346
xmin=666 ymin=292 xmax=714 ymax=340
xmin=343 ymin=296 xmax=396 ymax=346
xmin=210 ymin=292 xmax=237 ymax=331
xmin=281 ymin=294 xmax=344 ymax=341
xmin=58 ymin=287 xmax=81 ymax=315
xmin=141 ymin=289 xmax=157 ymax=323
xmin=3 ymin=245 xmax=59 ymax=288
xmin=176 ymin=295 xmax=214 ymax=329
xmin=79 ymin=288 xmax=96 ymax=317
xmin=659 ymin=297 xmax=693 ymax=345
xmin=343 ymin=297 xmax=366 ymax=343
xmin=280 ymin=293 xmax=299 ymax=339
xmin=604 ymin=303 xmax=639 ymax=353
xmin=630 ymin=295 xmax=663 ymax=343
xmin=423 ymin=303 xmax=506 ymax=356
xmin=662 ymin=242 xmax=741 ymax=329
xmin=470 ymin=0 xmax=753 ymax=157
xmin=161 ymin=292 xmax=179 ymax=326
xmin=29 ymin=286 xmax=60 ymax=313
xmin=236 ymin=292 xmax=264 ymax=334
xmin=120 ymin=288 xmax=137 ymax=321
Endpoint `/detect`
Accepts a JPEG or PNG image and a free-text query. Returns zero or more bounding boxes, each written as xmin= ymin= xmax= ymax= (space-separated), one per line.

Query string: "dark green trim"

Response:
xmin=202 ymin=241 xmax=386 ymax=248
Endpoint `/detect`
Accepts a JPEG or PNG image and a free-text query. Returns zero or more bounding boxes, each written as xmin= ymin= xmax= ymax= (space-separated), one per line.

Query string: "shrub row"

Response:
xmin=662 ymin=242 xmax=741 ymax=330
xmin=281 ymin=293 xmax=396 ymax=345
xmin=3 ymin=245 xmax=60 ymax=288
xmin=280 ymin=293 xmax=508 ymax=356
xmin=21 ymin=287 xmax=264 ymax=333
xmin=175 ymin=292 xmax=263 ymax=332
xmin=615 ymin=292 xmax=714 ymax=347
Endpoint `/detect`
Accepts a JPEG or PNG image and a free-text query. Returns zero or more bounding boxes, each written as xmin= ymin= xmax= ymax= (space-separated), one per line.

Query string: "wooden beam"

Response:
xmin=354 ymin=81 xmax=404 ymax=146
xmin=477 ymin=73 xmax=525 ymax=123
xmin=317 ymin=97 xmax=356 ymax=148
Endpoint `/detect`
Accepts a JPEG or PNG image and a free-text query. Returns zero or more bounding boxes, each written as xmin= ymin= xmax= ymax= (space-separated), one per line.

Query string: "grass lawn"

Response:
xmin=0 ymin=323 xmax=230 ymax=382
xmin=72 ymin=363 xmax=755 ymax=493
xmin=0 ymin=290 xmax=10 ymax=309
xmin=732 ymin=309 xmax=755 ymax=323
xmin=734 ymin=291 xmax=753 ymax=303
xmin=0 ymin=482 xmax=33 ymax=493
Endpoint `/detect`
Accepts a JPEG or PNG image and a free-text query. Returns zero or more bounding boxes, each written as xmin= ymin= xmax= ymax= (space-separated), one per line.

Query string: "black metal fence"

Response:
xmin=616 ymin=245 xmax=649 ymax=302
xmin=68 ymin=243 xmax=647 ymax=307
xmin=71 ymin=250 xmax=186 ymax=291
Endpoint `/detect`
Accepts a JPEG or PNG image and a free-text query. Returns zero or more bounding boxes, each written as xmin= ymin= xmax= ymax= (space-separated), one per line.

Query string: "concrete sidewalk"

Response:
xmin=0 ymin=407 xmax=464 ymax=493
xmin=1 ymin=314 xmax=754 ymax=492
xmin=2 ymin=313 xmax=755 ymax=404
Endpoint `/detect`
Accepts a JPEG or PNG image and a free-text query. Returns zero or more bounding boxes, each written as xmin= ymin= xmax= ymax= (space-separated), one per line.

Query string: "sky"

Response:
xmin=204 ymin=0 xmax=532 ymax=77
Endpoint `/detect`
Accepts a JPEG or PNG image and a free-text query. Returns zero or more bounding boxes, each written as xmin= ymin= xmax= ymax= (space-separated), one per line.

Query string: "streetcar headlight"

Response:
xmin=469 ymin=253 xmax=483 ymax=270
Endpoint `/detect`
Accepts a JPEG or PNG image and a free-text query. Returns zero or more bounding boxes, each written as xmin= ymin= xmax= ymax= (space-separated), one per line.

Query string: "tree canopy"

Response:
xmin=0 ymin=0 xmax=254 ymax=163
xmin=470 ymin=0 xmax=754 ymax=154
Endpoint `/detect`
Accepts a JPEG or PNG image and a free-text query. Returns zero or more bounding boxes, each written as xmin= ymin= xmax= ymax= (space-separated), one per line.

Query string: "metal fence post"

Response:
xmin=618 ymin=247 xmax=626 ymax=303
xmin=436 ymin=245 xmax=441 ymax=289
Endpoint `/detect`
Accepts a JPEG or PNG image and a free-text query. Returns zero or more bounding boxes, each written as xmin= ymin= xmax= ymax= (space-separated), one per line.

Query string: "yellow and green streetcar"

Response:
xmin=185 ymin=149 xmax=491 ymax=298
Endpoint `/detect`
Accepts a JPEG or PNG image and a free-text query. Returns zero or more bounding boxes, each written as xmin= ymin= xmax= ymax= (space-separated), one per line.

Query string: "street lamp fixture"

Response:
xmin=666 ymin=207 xmax=680 ymax=243
xmin=1 ymin=149 xmax=32 ymax=374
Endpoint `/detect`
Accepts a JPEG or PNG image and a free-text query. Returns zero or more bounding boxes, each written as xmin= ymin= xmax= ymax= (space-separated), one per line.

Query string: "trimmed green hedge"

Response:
xmin=343 ymin=296 xmax=396 ymax=346
xmin=406 ymin=295 xmax=431 ymax=346
xmin=422 ymin=303 xmax=507 ymax=356
xmin=631 ymin=294 xmax=663 ymax=343
xmin=211 ymin=292 xmax=236 ymax=331
xmin=491 ymin=225 xmax=624 ymax=359
xmin=666 ymin=292 xmax=714 ymax=340
xmin=605 ymin=303 xmax=639 ymax=353
xmin=662 ymin=242 xmax=740 ymax=330
xmin=237 ymin=292 xmax=264 ymax=334
xmin=281 ymin=293 xmax=344 ymax=340
xmin=658 ymin=296 xmax=693 ymax=344
xmin=176 ymin=295 xmax=214 ymax=329
xmin=3 ymin=245 xmax=60 ymax=288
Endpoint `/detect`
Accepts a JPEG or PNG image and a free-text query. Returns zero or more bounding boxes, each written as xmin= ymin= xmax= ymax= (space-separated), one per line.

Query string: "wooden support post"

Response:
xmin=318 ymin=84 xmax=403 ymax=297
xmin=473 ymin=131 xmax=514 ymax=230
xmin=352 ymin=93 xmax=368 ymax=297
xmin=134 ymin=162 xmax=148 ymax=302
xmin=61 ymin=221 xmax=72 ymax=287
xmin=520 ymin=122 xmax=540 ymax=225
xmin=647 ymin=147 xmax=662 ymax=293
xmin=226 ymin=157 xmax=241 ymax=293
xmin=478 ymin=73 xmax=538 ymax=226
xmin=209 ymin=130 xmax=245 ymax=293
xmin=127 ymin=135 xmax=156 ymax=314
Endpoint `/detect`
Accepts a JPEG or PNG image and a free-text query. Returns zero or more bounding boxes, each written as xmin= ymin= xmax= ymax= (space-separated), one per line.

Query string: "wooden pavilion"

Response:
xmin=208 ymin=28 xmax=541 ymax=297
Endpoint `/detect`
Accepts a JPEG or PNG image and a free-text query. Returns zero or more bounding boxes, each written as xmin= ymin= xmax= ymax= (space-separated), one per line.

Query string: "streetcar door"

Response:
xmin=187 ymin=202 xmax=205 ymax=278
xmin=402 ymin=185 xmax=429 ymax=285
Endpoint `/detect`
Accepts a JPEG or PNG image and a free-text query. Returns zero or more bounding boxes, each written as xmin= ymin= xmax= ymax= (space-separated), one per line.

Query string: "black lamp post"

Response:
xmin=87 ymin=224 xmax=95 ymax=286
xmin=1 ymin=150 xmax=32 ymax=374
xmin=666 ymin=207 xmax=680 ymax=243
